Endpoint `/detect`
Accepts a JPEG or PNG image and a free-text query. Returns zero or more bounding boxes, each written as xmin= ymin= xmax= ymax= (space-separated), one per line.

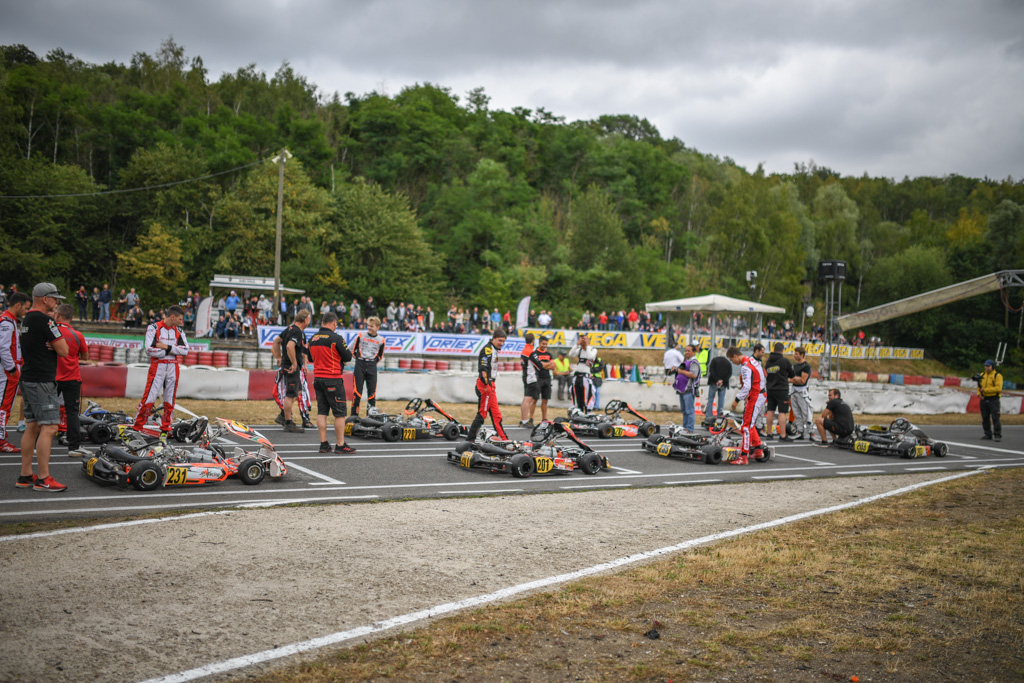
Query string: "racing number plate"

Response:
xmin=534 ymin=457 xmax=553 ymax=474
xmin=854 ymin=440 xmax=870 ymax=453
xmin=460 ymin=453 xmax=473 ymax=468
xmin=344 ymin=423 xmax=353 ymax=435
xmin=403 ymin=428 xmax=416 ymax=440
xmin=612 ymin=426 xmax=626 ymax=437
xmin=165 ymin=467 xmax=188 ymax=485
xmin=915 ymin=445 xmax=928 ymax=457
xmin=656 ymin=442 xmax=672 ymax=456
xmin=85 ymin=457 xmax=98 ymax=477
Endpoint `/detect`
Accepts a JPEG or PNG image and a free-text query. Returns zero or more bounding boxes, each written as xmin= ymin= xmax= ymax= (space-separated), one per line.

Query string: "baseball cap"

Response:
xmin=32 ymin=282 xmax=65 ymax=300
xmin=984 ymin=359 xmax=994 ymax=366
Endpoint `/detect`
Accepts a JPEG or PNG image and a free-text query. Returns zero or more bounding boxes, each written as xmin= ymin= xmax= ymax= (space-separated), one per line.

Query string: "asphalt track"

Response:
xmin=1 ymin=422 xmax=1022 ymax=523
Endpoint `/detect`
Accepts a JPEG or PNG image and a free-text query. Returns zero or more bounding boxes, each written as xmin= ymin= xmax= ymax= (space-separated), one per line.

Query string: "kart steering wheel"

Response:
xmin=404 ymin=398 xmax=422 ymax=414
xmin=186 ymin=417 xmax=208 ymax=443
xmin=605 ymin=399 xmax=623 ymax=415
xmin=890 ymin=417 xmax=911 ymax=433
xmin=530 ymin=420 xmax=555 ymax=442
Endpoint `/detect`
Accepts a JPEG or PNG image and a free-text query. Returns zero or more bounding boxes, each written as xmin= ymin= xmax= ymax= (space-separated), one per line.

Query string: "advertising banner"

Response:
xmin=84 ymin=334 xmax=210 ymax=351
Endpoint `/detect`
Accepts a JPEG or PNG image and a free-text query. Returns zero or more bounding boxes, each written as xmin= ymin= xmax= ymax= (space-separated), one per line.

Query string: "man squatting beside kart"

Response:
xmin=727 ymin=345 xmax=767 ymax=466
xmin=351 ymin=316 xmax=385 ymax=417
xmin=466 ymin=327 xmax=509 ymax=442
xmin=133 ymin=305 xmax=190 ymax=435
xmin=272 ymin=309 xmax=311 ymax=433
xmin=308 ymin=312 xmax=356 ymax=453
xmin=568 ymin=332 xmax=597 ymax=413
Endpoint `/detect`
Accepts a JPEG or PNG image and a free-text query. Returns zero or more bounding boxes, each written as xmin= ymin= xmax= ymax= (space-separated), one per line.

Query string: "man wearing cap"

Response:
xmin=0 ymin=291 xmax=31 ymax=453
xmin=978 ymin=360 xmax=1002 ymax=442
xmin=17 ymin=283 xmax=69 ymax=491
xmin=133 ymin=305 xmax=190 ymax=434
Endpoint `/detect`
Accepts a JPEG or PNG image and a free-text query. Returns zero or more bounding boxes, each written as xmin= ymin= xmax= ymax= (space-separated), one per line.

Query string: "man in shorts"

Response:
xmin=17 ymin=283 xmax=69 ymax=491
xmin=527 ymin=336 xmax=555 ymax=422
xmin=815 ymin=388 xmax=854 ymax=446
xmin=308 ymin=312 xmax=356 ymax=453
xmin=519 ymin=332 xmax=535 ymax=427
xmin=763 ymin=342 xmax=793 ymax=440
xmin=272 ymin=309 xmax=311 ymax=433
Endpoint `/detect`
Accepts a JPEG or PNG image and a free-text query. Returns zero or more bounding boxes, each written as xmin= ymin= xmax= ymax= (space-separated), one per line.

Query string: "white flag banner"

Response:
xmin=515 ymin=296 xmax=531 ymax=330
xmin=195 ymin=297 xmax=214 ymax=338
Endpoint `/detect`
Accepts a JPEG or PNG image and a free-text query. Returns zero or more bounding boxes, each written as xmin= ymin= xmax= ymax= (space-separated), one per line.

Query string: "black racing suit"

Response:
xmin=351 ymin=331 xmax=385 ymax=416
xmin=467 ymin=341 xmax=508 ymax=441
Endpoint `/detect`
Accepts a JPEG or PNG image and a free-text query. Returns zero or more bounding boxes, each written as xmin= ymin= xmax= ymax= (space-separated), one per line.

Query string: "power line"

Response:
xmin=0 ymin=159 xmax=266 ymax=199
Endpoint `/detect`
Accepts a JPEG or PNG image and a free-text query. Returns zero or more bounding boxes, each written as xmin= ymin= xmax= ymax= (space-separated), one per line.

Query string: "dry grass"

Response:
xmin=248 ymin=469 xmax=1024 ymax=682
xmin=84 ymin=396 xmax=1024 ymax=426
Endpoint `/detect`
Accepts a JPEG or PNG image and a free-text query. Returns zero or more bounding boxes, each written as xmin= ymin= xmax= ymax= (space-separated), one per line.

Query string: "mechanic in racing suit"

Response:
xmin=466 ymin=327 xmax=509 ymax=442
xmin=351 ymin=316 xmax=385 ymax=416
xmin=568 ymin=333 xmax=597 ymax=413
xmin=727 ymin=346 xmax=767 ymax=466
xmin=0 ymin=292 xmax=30 ymax=453
xmin=133 ymin=305 xmax=190 ymax=434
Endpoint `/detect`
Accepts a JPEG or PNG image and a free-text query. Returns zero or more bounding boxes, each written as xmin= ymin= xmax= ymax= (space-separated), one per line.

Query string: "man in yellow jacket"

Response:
xmin=978 ymin=359 xmax=1002 ymax=442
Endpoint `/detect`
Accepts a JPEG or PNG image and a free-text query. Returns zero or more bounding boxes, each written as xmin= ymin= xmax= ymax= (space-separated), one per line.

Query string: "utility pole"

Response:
xmin=272 ymin=148 xmax=292 ymax=323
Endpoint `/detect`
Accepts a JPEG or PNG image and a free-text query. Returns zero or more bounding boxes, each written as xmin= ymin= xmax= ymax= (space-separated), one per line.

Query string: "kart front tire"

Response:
xmin=441 ymin=423 xmax=460 ymax=441
xmin=639 ymin=421 xmax=655 ymax=438
xmin=382 ymin=424 xmax=401 ymax=442
xmin=509 ymin=454 xmax=534 ymax=478
xmin=702 ymin=445 xmax=723 ymax=465
xmin=238 ymin=457 xmax=266 ymax=485
xmin=597 ymin=422 xmax=614 ymax=439
xmin=933 ymin=442 xmax=948 ymax=457
xmin=579 ymin=452 xmax=602 ymax=475
xmin=129 ymin=461 xmax=163 ymax=491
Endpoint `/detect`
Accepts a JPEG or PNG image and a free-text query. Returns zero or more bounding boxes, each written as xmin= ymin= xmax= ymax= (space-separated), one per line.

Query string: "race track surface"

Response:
xmin=1 ymin=422 xmax=1021 ymax=522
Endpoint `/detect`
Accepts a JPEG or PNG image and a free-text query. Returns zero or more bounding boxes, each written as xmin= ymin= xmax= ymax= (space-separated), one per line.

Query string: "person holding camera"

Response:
xmin=978 ymin=360 xmax=1002 ymax=442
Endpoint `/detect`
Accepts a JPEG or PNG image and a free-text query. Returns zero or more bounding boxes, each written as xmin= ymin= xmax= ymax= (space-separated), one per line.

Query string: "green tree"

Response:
xmin=117 ymin=222 xmax=185 ymax=306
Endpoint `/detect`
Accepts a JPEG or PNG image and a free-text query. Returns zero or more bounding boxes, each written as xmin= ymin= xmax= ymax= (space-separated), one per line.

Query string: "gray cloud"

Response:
xmin=2 ymin=0 xmax=1022 ymax=179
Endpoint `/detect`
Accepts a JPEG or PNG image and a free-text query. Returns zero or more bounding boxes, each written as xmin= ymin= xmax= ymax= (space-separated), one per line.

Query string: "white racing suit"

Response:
xmin=568 ymin=344 xmax=597 ymax=413
xmin=736 ymin=356 xmax=767 ymax=456
xmin=0 ymin=310 xmax=20 ymax=442
xmin=133 ymin=321 xmax=190 ymax=432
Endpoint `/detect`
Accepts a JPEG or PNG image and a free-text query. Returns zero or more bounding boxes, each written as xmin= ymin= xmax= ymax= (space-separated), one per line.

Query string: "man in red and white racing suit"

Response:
xmin=727 ymin=346 xmax=767 ymax=465
xmin=0 ymin=292 xmax=31 ymax=452
xmin=133 ymin=306 xmax=190 ymax=433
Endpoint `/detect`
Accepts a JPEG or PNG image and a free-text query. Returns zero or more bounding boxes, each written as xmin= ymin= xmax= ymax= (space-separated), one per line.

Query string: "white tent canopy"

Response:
xmin=646 ymin=294 xmax=786 ymax=351
xmin=646 ymin=294 xmax=785 ymax=314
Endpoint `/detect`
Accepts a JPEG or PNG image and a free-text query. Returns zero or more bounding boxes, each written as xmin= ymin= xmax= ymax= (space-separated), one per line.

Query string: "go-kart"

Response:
xmin=389 ymin=398 xmax=470 ymax=441
xmin=343 ymin=407 xmax=406 ymax=441
xmin=447 ymin=420 xmax=610 ymax=477
xmin=555 ymin=399 xmax=656 ymax=439
xmin=83 ymin=417 xmax=287 ymax=491
xmin=834 ymin=417 xmax=949 ymax=458
xmin=648 ymin=412 xmax=772 ymax=464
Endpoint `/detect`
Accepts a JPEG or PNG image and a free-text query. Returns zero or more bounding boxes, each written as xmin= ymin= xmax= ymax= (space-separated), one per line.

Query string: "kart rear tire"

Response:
xmin=453 ymin=441 xmax=472 ymax=454
xmin=87 ymin=422 xmax=113 ymax=444
xmin=639 ymin=421 xmax=655 ymax=438
xmin=755 ymin=446 xmax=772 ymax=463
xmin=597 ymin=422 xmax=614 ymax=439
xmin=932 ymin=442 xmax=948 ymax=457
xmin=579 ymin=452 xmax=602 ymax=475
xmin=509 ymin=454 xmax=534 ymax=478
xmin=129 ymin=461 xmax=163 ymax=491
xmin=441 ymin=423 xmax=460 ymax=441
xmin=238 ymin=457 xmax=266 ymax=485
xmin=382 ymin=423 xmax=401 ymax=442
xmin=172 ymin=423 xmax=190 ymax=443
xmin=897 ymin=441 xmax=915 ymax=458
xmin=702 ymin=445 xmax=723 ymax=465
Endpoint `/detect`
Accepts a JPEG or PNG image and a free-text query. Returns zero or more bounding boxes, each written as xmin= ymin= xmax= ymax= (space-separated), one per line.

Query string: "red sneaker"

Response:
xmin=15 ymin=474 xmax=37 ymax=488
xmin=33 ymin=476 xmax=68 ymax=492
xmin=729 ymin=454 xmax=750 ymax=466
xmin=0 ymin=440 xmax=20 ymax=453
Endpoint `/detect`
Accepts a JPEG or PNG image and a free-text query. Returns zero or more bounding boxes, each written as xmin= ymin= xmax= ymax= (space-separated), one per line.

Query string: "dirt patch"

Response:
xmin=0 ymin=473 xmax=973 ymax=682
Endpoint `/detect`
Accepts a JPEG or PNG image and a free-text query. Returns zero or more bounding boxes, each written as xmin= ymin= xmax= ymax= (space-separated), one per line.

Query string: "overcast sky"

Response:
xmin=3 ymin=0 xmax=1023 ymax=180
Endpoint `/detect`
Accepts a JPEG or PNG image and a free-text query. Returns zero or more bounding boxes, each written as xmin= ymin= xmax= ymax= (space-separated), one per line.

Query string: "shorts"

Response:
xmin=314 ymin=378 xmax=347 ymax=417
xmin=766 ymin=390 xmax=790 ymax=412
xmin=524 ymin=382 xmax=539 ymax=400
xmin=536 ymin=379 xmax=552 ymax=401
xmin=823 ymin=418 xmax=852 ymax=438
xmin=284 ymin=369 xmax=302 ymax=398
xmin=20 ymin=380 xmax=61 ymax=425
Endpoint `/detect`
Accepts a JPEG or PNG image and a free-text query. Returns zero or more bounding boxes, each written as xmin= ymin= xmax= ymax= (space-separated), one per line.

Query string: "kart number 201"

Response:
xmin=166 ymin=467 xmax=188 ymax=485
xmin=853 ymin=441 xmax=871 ymax=453
xmin=534 ymin=457 xmax=553 ymax=474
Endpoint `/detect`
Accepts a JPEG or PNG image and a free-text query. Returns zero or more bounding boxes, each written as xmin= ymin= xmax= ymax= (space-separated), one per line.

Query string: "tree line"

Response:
xmin=1 ymin=39 xmax=1022 ymax=370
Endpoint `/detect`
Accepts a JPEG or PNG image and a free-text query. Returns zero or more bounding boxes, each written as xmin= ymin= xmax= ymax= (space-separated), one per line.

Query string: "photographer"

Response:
xmin=977 ymin=360 xmax=1002 ymax=442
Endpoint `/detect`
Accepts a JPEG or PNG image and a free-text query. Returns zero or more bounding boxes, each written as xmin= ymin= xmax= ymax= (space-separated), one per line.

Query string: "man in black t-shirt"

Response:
xmin=17 ymin=283 xmax=70 ymax=492
xmin=815 ymin=388 xmax=854 ymax=446
xmin=527 ymin=336 xmax=555 ymax=422
xmin=272 ymin=310 xmax=311 ymax=432
xmin=764 ymin=342 xmax=793 ymax=440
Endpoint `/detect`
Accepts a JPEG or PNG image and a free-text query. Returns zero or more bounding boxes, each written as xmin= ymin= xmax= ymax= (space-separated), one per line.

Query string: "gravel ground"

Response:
xmin=0 ymin=472 xmax=956 ymax=682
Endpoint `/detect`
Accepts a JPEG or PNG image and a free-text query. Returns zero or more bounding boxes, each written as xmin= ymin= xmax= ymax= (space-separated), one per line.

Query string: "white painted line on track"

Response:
xmin=141 ymin=469 xmax=984 ymax=683
xmin=438 ymin=489 xmax=524 ymax=495
xmin=941 ymin=440 xmax=1022 ymax=455
xmin=285 ymin=462 xmax=345 ymax=485
xmin=837 ymin=470 xmax=885 ymax=475
xmin=752 ymin=474 xmax=807 ymax=480
xmin=608 ymin=465 xmax=642 ymax=474
xmin=664 ymin=479 xmax=721 ymax=485
xmin=0 ymin=495 xmax=380 ymax=520
xmin=0 ymin=509 xmax=235 ymax=542
xmin=903 ymin=466 xmax=947 ymax=471
xmin=772 ymin=453 xmax=834 ymax=466
xmin=559 ymin=483 xmax=631 ymax=489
